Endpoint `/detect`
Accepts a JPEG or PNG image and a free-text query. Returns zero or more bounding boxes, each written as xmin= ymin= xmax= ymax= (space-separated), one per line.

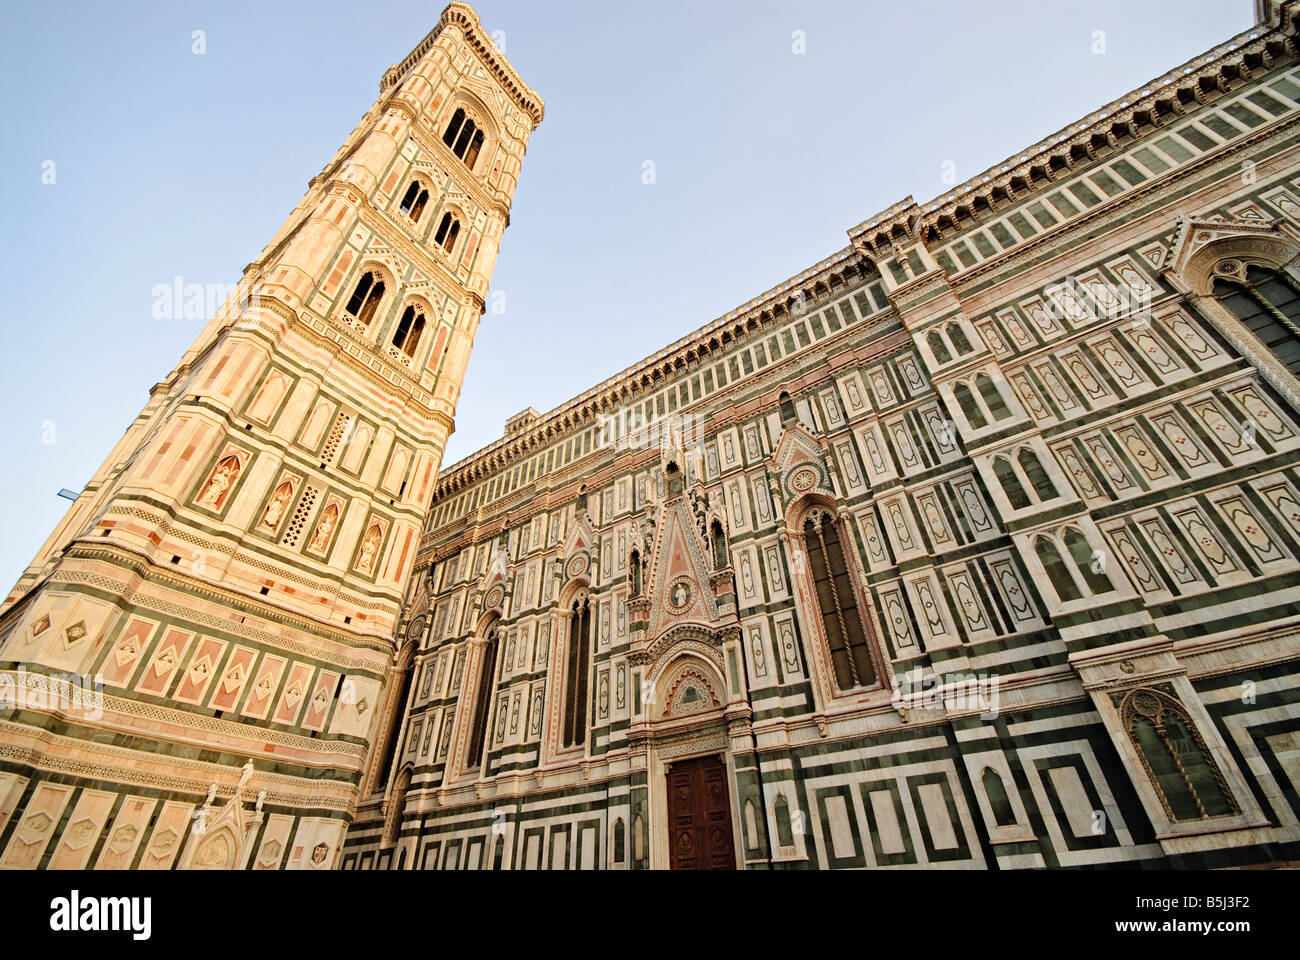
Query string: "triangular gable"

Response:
xmin=767 ymin=422 xmax=835 ymax=505
xmin=646 ymin=498 xmax=718 ymax=639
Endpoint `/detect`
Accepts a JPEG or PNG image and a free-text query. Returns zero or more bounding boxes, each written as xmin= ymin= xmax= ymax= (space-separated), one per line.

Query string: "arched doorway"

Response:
xmin=641 ymin=650 xmax=741 ymax=870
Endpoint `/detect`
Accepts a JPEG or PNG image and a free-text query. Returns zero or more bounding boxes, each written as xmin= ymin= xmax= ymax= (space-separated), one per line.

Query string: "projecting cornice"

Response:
xmin=849 ymin=2 xmax=1300 ymax=252
xmin=381 ymin=1 xmax=545 ymax=129
xmin=432 ymin=246 xmax=876 ymax=496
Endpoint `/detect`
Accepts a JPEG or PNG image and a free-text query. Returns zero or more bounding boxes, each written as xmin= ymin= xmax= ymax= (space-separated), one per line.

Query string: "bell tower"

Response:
xmin=0 ymin=2 xmax=542 ymax=870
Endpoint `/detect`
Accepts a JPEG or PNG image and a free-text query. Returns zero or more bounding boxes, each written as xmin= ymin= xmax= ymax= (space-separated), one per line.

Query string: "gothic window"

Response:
xmin=346 ymin=271 xmax=385 ymax=328
xmin=1064 ymin=527 xmax=1113 ymax=594
xmin=928 ymin=330 xmax=953 ymax=364
xmin=443 ymin=107 xmax=486 ymax=170
xmin=976 ymin=373 xmax=1012 ymax=421
xmin=1121 ymin=688 xmax=1237 ymax=822
xmin=774 ymin=795 xmax=794 ymax=847
xmin=1017 ymin=448 xmax=1056 ymax=501
xmin=954 ymin=382 xmax=987 ymax=428
xmin=465 ymin=626 xmax=500 ymax=768
xmin=779 ymin=391 xmax=797 ymax=424
xmin=711 ymin=520 xmax=728 ymax=569
xmin=434 ymin=212 xmax=461 ymax=254
xmin=1212 ymin=263 xmax=1300 ymax=374
xmin=392 ymin=306 xmax=426 ymax=358
xmin=802 ymin=510 xmax=875 ymax=690
xmin=994 ymin=456 xmax=1031 ymax=509
xmin=373 ymin=642 xmax=416 ymax=794
xmin=562 ymin=596 xmax=591 ymax=748
xmin=492 ymin=835 xmax=505 ymax=870
xmin=399 ymin=181 xmax=429 ymax=222
xmin=948 ymin=322 xmax=974 ymax=356
xmin=981 ymin=767 xmax=1016 ymax=827
xmin=613 ymin=818 xmax=626 ymax=863
xmin=1034 ymin=535 xmax=1082 ymax=602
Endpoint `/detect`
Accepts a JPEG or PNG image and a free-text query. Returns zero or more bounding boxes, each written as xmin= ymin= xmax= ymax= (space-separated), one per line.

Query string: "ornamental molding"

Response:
xmin=381 ymin=1 xmax=545 ymax=128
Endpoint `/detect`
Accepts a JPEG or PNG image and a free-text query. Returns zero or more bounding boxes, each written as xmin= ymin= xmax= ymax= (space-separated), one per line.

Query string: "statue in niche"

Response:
xmin=259 ymin=482 xmax=293 ymax=530
xmin=308 ymin=504 xmax=339 ymax=552
xmin=357 ymin=524 xmax=383 ymax=574
xmin=198 ymin=455 xmax=241 ymax=508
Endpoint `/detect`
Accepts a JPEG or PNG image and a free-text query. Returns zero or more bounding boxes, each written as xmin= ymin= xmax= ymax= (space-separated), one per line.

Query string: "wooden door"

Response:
xmin=666 ymin=754 xmax=736 ymax=870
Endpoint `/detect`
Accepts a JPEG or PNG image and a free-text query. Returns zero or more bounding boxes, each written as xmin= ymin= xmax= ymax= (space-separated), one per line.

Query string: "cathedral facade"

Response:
xmin=343 ymin=2 xmax=1300 ymax=869
xmin=2 ymin=2 xmax=1300 ymax=872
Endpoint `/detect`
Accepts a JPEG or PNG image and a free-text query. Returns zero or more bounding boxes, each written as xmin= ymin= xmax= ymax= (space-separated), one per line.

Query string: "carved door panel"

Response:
xmin=666 ymin=754 xmax=736 ymax=870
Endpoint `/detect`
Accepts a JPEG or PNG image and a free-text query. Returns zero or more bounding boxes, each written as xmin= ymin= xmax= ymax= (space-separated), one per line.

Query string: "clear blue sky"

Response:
xmin=0 ymin=0 xmax=1251 ymax=590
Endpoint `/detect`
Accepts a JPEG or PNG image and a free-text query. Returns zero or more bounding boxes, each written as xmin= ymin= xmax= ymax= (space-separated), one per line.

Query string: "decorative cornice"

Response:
xmin=851 ymin=4 xmax=1300 ymax=250
xmin=434 ymin=248 xmax=873 ymax=492
xmin=381 ymin=2 xmax=545 ymax=129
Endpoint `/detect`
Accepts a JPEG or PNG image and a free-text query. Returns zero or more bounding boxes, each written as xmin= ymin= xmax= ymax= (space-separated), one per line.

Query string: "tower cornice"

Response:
xmin=381 ymin=1 xmax=545 ymax=129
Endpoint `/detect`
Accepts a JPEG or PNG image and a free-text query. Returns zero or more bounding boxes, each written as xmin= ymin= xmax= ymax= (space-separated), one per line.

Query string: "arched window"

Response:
xmin=711 ymin=520 xmax=728 ymax=569
xmin=345 ymin=271 xmax=385 ymax=328
xmin=976 ymin=374 xmax=1012 ymax=421
xmin=443 ymin=108 xmax=485 ymax=170
xmin=1122 ymin=689 xmax=1237 ymax=821
xmin=993 ymin=456 xmax=1031 ymax=509
xmin=465 ymin=625 xmax=500 ymax=769
xmin=802 ymin=510 xmax=875 ymax=690
xmin=1212 ymin=263 xmax=1300 ymax=374
xmin=779 ymin=391 xmax=797 ymax=424
xmin=373 ymin=642 xmax=416 ymax=794
xmin=1064 ymin=528 xmax=1112 ymax=594
xmin=629 ymin=549 xmax=641 ymax=597
xmin=1017 ymin=448 xmax=1056 ymax=501
xmin=953 ymin=382 xmax=987 ymax=428
xmin=399 ymin=181 xmax=429 ymax=222
xmin=492 ymin=835 xmax=505 ymax=870
xmin=1034 ymin=536 xmax=1082 ymax=602
xmin=948 ymin=322 xmax=974 ymax=355
xmin=613 ymin=818 xmax=626 ymax=863
xmin=562 ymin=596 xmax=591 ymax=748
xmin=392 ymin=306 xmax=426 ymax=358
xmin=774 ymin=795 xmax=794 ymax=847
xmin=981 ymin=767 xmax=1016 ymax=827
xmin=927 ymin=330 xmax=953 ymax=364
xmin=434 ymin=212 xmax=461 ymax=254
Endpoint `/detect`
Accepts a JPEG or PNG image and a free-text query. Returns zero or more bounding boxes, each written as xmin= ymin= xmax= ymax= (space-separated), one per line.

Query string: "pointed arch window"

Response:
xmin=399 ymin=181 xmax=429 ymax=222
xmin=779 ymin=391 xmax=797 ymax=424
xmin=994 ymin=456 xmax=1031 ymax=509
xmin=948 ymin=322 xmax=974 ymax=356
xmin=981 ymin=767 xmax=1017 ymax=827
xmin=346 ymin=271 xmax=385 ymax=328
xmin=1212 ymin=263 xmax=1300 ymax=374
xmin=392 ymin=305 xmax=426 ymax=358
xmin=443 ymin=108 xmax=485 ymax=170
xmin=434 ymin=212 xmax=461 ymax=254
xmin=1035 ymin=535 xmax=1082 ymax=602
xmin=1017 ymin=448 xmax=1056 ymax=501
xmin=927 ymin=330 xmax=953 ymax=364
xmin=976 ymin=373 xmax=1012 ymax=421
xmin=711 ymin=520 xmax=728 ymax=569
xmin=562 ymin=596 xmax=591 ymax=748
xmin=465 ymin=625 xmax=500 ymax=769
xmin=1122 ymin=689 xmax=1237 ymax=821
xmin=953 ymin=382 xmax=987 ymax=428
xmin=373 ymin=642 xmax=417 ymax=794
xmin=802 ymin=510 xmax=875 ymax=690
xmin=774 ymin=795 xmax=794 ymax=847
xmin=1064 ymin=527 xmax=1113 ymax=594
